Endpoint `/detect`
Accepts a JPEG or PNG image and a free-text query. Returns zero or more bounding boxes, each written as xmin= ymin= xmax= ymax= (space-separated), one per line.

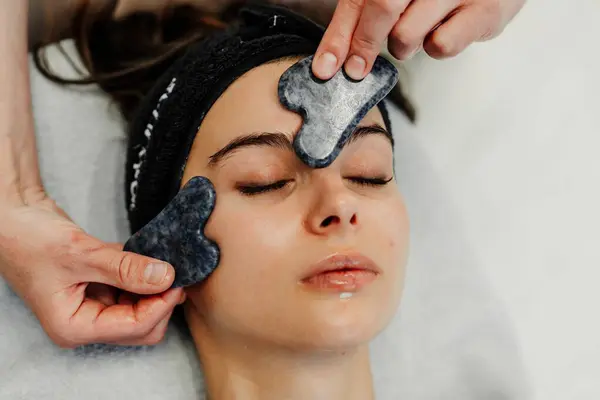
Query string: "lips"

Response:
xmin=300 ymin=253 xmax=381 ymax=292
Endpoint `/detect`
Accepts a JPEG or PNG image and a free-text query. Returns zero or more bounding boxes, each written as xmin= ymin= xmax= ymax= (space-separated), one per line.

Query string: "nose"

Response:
xmin=305 ymin=178 xmax=360 ymax=236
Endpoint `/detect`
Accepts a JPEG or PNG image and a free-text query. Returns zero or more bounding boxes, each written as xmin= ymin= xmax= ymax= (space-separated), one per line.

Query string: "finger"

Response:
xmin=116 ymin=290 xmax=180 ymax=307
xmin=388 ymin=0 xmax=459 ymax=61
xmin=117 ymin=291 xmax=139 ymax=306
xmin=70 ymin=287 xmax=183 ymax=345
xmin=345 ymin=0 xmax=408 ymax=80
xmin=98 ymin=291 xmax=184 ymax=346
xmin=82 ymin=241 xmax=176 ymax=295
xmin=139 ymin=310 xmax=172 ymax=346
xmin=113 ymin=0 xmax=167 ymax=19
xmin=103 ymin=310 xmax=173 ymax=347
xmin=86 ymin=283 xmax=117 ymax=306
xmin=312 ymin=0 xmax=365 ymax=80
xmin=423 ymin=4 xmax=499 ymax=59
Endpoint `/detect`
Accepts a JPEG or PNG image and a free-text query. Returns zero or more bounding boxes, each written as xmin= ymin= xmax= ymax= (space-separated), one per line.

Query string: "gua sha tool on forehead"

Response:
xmin=278 ymin=54 xmax=399 ymax=168
xmin=123 ymin=176 xmax=219 ymax=288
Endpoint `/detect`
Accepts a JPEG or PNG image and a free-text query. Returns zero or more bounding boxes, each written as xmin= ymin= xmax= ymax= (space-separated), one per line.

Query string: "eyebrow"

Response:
xmin=207 ymin=123 xmax=393 ymax=168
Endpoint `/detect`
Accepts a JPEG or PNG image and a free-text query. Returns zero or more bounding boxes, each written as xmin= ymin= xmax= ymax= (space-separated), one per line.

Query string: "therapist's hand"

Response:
xmin=312 ymin=0 xmax=526 ymax=80
xmin=0 ymin=192 xmax=184 ymax=348
xmin=2 ymin=0 xmax=183 ymax=349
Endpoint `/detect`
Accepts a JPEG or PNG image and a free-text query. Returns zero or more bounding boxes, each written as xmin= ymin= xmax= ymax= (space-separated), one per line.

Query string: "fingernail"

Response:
xmin=315 ymin=52 xmax=338 ymax=79
xmin=144 ymin=263 xmax=168 ymax=285
xmin=345 ymin=55 xmax=366 ymax=80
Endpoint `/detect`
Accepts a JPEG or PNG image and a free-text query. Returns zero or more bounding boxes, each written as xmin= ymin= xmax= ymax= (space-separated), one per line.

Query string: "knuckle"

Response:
xmin=54 ymin=229 xmax=93 ymax=270
xmin=324 ymin=35 xmax=352 ymax=55
xmin=479 ymin=25 xmax=496 ymax=41
xmin=144 ymin=319 xmax=170 ymax=346
xmin=345 ymin=0 xmax=365 ymax=12
xmin=322 ymin=22 xmax=353 ymax=51
xmin=111 ymin=251 xmax=138 ymax=285
xmin=44 ymin=320 xmax=79 ymax=348
xmin=21 ymin=187 xmax=50 ymax=207
xmin=351 ymin=34 xmax=379 ymax=53
xmin=123 ymin=319 xmax=147 ymax=339
xmin=133 ymin=306 xmax=165 ymax=337
xmin=135 ymin=322 xmax=159 ymax=340
xmin=144 ymin=332 xmax=166 ymax=346
xmin=372 ymin=0 xmax=398 ymax=14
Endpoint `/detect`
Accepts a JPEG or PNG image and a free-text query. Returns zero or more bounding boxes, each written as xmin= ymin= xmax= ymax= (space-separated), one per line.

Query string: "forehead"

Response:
xmin=195 ymin=58 xmax=385 ymax=154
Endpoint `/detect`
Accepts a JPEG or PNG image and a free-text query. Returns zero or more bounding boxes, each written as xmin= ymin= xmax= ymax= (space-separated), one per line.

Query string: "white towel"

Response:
xmin=2 ymin=0 xmax=598 ymax=398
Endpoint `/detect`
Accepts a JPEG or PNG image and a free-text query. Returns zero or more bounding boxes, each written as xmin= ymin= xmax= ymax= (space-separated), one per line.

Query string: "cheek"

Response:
xmin=368 ymin=193 xmax=410 ymax=282
xmin=206 ymin=197 xmax=300 ymax=260
xmin=389 ymin=196 xmax=410 ymax=257
xmin=199 ymin=196 xmax=300 ymax=303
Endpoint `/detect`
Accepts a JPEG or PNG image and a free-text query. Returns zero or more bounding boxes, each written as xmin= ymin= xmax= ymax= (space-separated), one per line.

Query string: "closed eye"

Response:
xmin=236 ymin=176 xmax=393 ymax=196
xmin=347 ymin=176 xmax=393 ymax=187
xmin=237 ymin=180 xmax=291 ymax=196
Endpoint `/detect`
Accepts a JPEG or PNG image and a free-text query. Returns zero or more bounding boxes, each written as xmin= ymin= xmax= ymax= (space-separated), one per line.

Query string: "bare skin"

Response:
xmin=311 ymin=0 xmax=527 ymax=80
xmin=180 ymin=58 xmax=408 ymax=400
xmin=1 ymin=1 xmax=184 ymax=348
xmin=2 ymin=0 xmax=522 ymax=348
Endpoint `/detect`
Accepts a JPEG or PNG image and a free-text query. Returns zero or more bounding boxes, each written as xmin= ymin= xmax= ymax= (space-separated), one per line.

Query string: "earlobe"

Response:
xmin=124 ymin=176 xmax=221 ymax=288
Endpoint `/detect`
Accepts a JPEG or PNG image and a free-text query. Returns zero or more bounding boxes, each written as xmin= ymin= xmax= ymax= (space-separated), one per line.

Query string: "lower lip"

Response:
xmin=301 ymin=269 xmax=378 ymax=292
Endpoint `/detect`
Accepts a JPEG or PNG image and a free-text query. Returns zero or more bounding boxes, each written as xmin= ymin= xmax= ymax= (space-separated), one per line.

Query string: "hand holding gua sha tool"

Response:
xmin=123 ymin=54 xmax=398 ymax=289
xmin=124 ymin=176 xmax=219 ymax=288
xmin=279 ymin=54 xmax=399 ymax=168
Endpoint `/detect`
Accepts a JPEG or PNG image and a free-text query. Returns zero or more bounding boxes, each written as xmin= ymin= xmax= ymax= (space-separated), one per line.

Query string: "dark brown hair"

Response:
xmin=33 ymin=0 xmax=415 ymax=125
xmin=33 ymin=0 xmax=246 ymax=123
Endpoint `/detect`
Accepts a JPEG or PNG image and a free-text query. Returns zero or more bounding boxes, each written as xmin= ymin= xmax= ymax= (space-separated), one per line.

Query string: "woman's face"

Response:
xmin=182 ymin=58 xmax=409 ymax=351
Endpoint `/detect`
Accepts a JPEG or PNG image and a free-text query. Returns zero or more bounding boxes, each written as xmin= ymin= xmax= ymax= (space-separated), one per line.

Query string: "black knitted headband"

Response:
xmin=125 ymin=4 xmax=393 ymax=234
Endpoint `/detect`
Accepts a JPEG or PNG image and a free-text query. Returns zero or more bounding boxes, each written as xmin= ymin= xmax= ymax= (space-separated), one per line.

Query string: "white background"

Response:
xmin=391 ymin=0 xmax=600 ymax=398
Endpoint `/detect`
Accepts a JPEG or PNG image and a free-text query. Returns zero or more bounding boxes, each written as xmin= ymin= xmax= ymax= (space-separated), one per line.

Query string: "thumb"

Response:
xmin=84 ymin=242 xmax=176 ymax=295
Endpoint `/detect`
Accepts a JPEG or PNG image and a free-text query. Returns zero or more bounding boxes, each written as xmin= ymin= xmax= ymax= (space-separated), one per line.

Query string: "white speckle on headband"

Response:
xmin=129 ymin=77 xmax=177 ymax=211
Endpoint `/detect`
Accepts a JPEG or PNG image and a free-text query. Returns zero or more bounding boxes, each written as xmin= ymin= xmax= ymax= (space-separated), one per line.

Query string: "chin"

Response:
xmin=297 ymin=321 xmax=387 ymax=353
xmin=290 ymin=298 xmax=393 ymax=352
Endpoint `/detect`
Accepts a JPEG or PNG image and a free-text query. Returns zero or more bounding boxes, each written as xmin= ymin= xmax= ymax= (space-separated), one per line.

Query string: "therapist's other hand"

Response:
xmin=312 ymin=0 xmax=526 ymax=80
xmin=0 ymin=192 xmax=184 ymax=348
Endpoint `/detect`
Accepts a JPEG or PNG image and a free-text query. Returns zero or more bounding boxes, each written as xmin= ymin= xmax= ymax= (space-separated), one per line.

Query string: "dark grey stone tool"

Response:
xmin=123 ymin=176 xmax=220 ymax=288
xmin=278 ymin=54 xmax=399 ymax=168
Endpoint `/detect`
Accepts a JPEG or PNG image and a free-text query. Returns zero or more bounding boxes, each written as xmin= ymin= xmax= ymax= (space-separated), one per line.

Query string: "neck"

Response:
xmin=185 ymin=306 xmax=375 ymax=400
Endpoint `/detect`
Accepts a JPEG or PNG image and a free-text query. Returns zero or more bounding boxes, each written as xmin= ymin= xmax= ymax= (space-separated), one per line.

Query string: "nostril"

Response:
xmin=350 ymin=214 xmax=357 ymax=225
xmin=321 ymin=215 xmax=339 ymax=228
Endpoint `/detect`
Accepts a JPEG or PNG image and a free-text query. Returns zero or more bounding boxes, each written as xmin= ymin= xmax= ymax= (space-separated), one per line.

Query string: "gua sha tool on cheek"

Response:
xmin=123 ymin=176 xmax=220 ymax=288
xmin=278 ymin=54 xmax=399 ymax=168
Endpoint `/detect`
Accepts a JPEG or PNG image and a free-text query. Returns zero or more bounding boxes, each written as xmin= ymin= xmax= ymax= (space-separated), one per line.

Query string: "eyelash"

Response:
xmin=237 ymin=176 xmax=393 ymax=196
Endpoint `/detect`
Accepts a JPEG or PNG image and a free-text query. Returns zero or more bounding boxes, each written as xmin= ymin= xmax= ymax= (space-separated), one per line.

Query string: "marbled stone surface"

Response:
xmin=124 ymin=176 xmax=220 ymax=288
xmin=278 ymin=54 xmax=399 ymax=168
